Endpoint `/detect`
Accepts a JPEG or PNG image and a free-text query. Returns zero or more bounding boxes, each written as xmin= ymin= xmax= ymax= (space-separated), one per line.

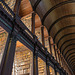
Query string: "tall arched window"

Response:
xmin=38 ymin=57 xmax=47 ymax=75
xmin=35 ymin=27 xmax=42 ymax=44
xmin=45 ymin=37 xmax=50 ymax=53
xmin=56 ymin=50 xmax=59 ymax=63
xmin=49 ymin=66 xmax=55 ymax=75
xmin=60 ymin=55 xmax=63 ymax=67
xmin=21 ymin=14 xmax=32 ymax=31
xmin=50 ymin=37 xmax=55 ymax=58
xmin=12 ymin=41 xmax=33 ymax=75
xmin=35 ymin=14 xmax=42 ymax=44
xmin=0 ymin=26 xmax=8 ymax=64
xmin=44 ymin=27 xmax=50 ymax=53
xmin=57 ymin=72 xmax=60 ymax=75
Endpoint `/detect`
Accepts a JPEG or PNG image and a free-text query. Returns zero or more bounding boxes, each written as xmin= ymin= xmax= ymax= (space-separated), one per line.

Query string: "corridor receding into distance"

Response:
xmin=0 ymin=0 xmax=75 ymax=75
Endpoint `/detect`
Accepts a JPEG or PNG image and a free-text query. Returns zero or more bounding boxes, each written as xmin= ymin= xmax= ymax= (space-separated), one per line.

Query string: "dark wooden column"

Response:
xmin=54 ymin=44 xmax=57 ymax=61
xmin=55 ymin=50 xmax=58 ymax=61
xmin=60 ymin=71 xmax=62 ymax=75
xmin=60 ymin=71 xmax=63 ymax=75
xmin=46 ymin=55 xmax=50 ymax=75
xmin=64 ymin=70 xmax=67 ymax=75
xmin=51 ymin=44 xmax=56 ymax=58
xmin=54 ymin=66 xmax=57 ymax=75
xmin=14 ymin=0 xmax=21 ymax=15
xmin=61 ymin=55 xmax=63 ymax=67
xmin=66 ymin=73 xmax=68 ymax=75
xmin=41 ymin=26 xmax=45 ymax=46
xmin=60 ymin=54 xmax=63 ymax=67
xmin=58 ymin=50 xmax=61 ymax=65
xmin=32 ymin=11 xmax=36 ymax=35
xmin=33 ymin=36 xmax=38 ymax=75
xmin=57 ymin=50 xmax=59 ymax=63
xmin=33 ymin=49 xmax=38 ymax=75
xmin=1 ymin=34 xmax=16 ymax=75
xmin=61 ymin=55 xmax=65 ymax=69
xmin=48 ymin=36 xmax=52 ymax=55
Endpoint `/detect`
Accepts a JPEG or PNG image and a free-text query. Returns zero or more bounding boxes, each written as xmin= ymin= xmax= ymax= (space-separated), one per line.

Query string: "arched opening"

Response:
xmin=12 ymin=41 xmax=33 ymax=75
xmin=44 ymin=27 xmax=50 ymax=53
xmin=49 ymin=66 xmax=55 ymax=75
xmin=38 ymin=57 xmax=47 ymax=75
xmin=21 ymin=14 xmax=32 ymax=31
xmin=50 ymin=37 xmax=55 ymax=58
xmin=35 ymin=14 xmax=42 ymax=44
xmin=0 ymin=26 xmax=8 ymax=64
xmin=57 ymin=72 xmax=60 ymax=75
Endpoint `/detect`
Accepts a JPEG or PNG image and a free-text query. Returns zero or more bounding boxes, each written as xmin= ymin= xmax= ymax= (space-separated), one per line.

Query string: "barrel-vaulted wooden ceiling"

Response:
xmin=4 ymin=0 xmax=75 ymax=73
xmin=28 ymin=0 xmax=75 ymax=72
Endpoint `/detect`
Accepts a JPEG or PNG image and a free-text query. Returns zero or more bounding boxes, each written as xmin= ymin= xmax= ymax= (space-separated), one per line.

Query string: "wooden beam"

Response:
xmin=0 ymin=34 xmax=16 ymax=75
xmin=46 ymin=57 xmax=50 ymax=75
xmin=32 ymin=11 xmax=36 ymax=35
xmin=54 ymin=45 xmax=57 ymax=61
xmin=33 ymin=48 xmax=38 ymax=75
xmin=41 ymin=26 xmax=45 ymax=46
xmin=48 ymin=36 xmax=52 ymax=55
xmin=58 ymin=50 xmax=61 ymax=65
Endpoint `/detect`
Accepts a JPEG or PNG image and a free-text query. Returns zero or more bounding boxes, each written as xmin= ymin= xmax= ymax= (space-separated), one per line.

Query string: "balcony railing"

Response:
xmin=0 ymin=1 xmax=67 ymax=74
xmin=0 ymin=0 xmax=56 ymax=61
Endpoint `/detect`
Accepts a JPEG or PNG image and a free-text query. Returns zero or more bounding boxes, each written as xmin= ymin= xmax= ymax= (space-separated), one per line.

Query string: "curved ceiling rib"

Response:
xmin=67 ymin=55 xmax=75 ymax=63
xmin=68 ymin=59 xmax=75 ymax=67
xmin=57 ymin=33 xmax=75 ymax=49
xmin=71 ymin=63 xmax=75 ymax=68
xmin=66 ymin=52 xmax=75 ymax=61
xmin=42 ymin=0 xmax=75 ymax=25
xmin=60 ymin=39 xmax=75 ymax=51
xmin=70 ymin=64 xmax=75 ymax=71
xmin=64 ymin=48 xmax=75 ymax=58
xmin=33 ymin=0 xmax=41 ymax=11
xmin=70 ymin=62 xmax=75 ymax=67
xmin=70 ymin=64 xmax=75 ymax=68
xmin=62 ymin=43 xmax=75 ymax=54
xmin=65 ymin=50 xmax=75 ymax=59
xmin=72 ymin=68 xmax=75 ymax=72
xmin=69 ymin=60 xmax=75 ymax=67
xmin=68 ymin=58 xmax=75 ymax=65
xmin=59 ymin=38 xmax=75 ymax=50
xmin=53 ymin=25 xmax=75 ymax=42
xmin=68 ymin=57 xmax=75 ymax=64
xmin=56 ymin=33 xmax=75 ymax=48
xmin=49 ymin=14 xmax=75 ymax=33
